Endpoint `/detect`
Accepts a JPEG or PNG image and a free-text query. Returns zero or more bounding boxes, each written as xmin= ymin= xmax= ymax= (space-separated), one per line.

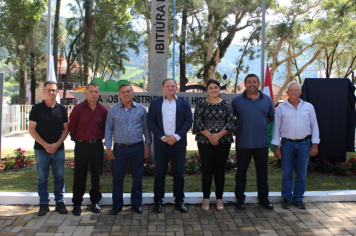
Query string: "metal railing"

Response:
xmin=2 ymin=105 xmax=75 ymax=135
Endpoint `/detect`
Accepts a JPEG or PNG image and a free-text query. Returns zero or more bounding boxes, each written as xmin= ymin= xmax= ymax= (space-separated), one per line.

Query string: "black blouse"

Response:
xmin=193 ymin=99 xmax=235 ymax=145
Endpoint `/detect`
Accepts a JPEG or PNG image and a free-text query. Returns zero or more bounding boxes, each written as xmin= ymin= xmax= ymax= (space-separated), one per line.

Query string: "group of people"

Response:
xmin=29 ymin=73 xmax=319 ymax=217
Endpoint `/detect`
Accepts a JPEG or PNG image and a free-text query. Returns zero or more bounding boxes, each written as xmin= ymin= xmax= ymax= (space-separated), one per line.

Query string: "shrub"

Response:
xmin=226 ymin=152 xmax=237 ymax=171
xmin=185 ymin=152 xmax=201 ymax=175
xmin=348 ymin=157 xmax=356 ymax=173
xmin=335 ymin=162 xmax=350 ymax=176
xmin=143 ymin=156 xmax=155 ymax=176
xmin=4 ymin=159 xmax=16 ymax=170
xmin=312 ymin=156 xmax=331 ymax=173
xmin=14 ymin=148 xmax=33 ymax=168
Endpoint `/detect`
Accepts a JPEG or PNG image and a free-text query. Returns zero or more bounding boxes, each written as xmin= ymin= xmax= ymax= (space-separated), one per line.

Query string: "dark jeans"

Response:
xmin=198 ymin=143 xmax=231 ymax=199
xmin=235 ymin=147 xmax=269 ymax=199
xmin=154 ymin=144 xmax=186 ymax=203
xmin=112 ymin=142 xmax=145 ymax=208
xmin=72 ymin=141 xmax=104 ymax=205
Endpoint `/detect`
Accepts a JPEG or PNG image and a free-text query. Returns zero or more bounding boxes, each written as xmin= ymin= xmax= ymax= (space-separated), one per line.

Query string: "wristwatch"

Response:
xmin=161 ymin=136 xmax=166 ymax=140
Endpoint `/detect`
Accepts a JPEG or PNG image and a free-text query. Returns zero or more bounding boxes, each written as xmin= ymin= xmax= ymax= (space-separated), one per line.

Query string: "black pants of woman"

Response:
xmin=198 ymin=143 xmax=231 ymax=199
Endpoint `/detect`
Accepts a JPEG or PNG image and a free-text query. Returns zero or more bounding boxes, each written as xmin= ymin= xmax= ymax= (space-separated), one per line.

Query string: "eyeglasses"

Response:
xmin=45 ymin=89 xmax=58 ymax=93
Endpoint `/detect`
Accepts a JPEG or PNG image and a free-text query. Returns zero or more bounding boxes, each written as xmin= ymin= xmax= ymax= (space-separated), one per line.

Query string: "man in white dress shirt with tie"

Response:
xmin=272 ymin=82 xmax=320 ymax=209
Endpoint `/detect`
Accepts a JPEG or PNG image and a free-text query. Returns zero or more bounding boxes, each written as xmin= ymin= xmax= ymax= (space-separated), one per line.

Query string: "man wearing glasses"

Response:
xmin=29 ymin=81 xmax=69 ymax=216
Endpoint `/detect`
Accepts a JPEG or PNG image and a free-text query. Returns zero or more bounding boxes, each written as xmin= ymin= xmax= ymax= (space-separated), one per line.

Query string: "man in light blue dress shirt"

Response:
xmin=105 ymin=84 xmax=152 ymax=215
xmin=272 ymin=82 xmax=320 ymax=209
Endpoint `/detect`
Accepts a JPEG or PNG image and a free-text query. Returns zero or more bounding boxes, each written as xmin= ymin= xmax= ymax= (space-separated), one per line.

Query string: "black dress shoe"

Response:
xmin=72 ymin=204 xmax=82 ymax=216
xmin=293 ymin=201 xmax=306 ymax=209
xmin=154 ymin=201 xmax=162 ymax=213
xmin=236 ymin=195 xmax=246 ymax=210
xmin=259 ymin=198 xmax=273 ymax=209
xmin=37 ymin=204 xmax=49 ymax=216
xmin=132 ymin=205 xmax=143 ymax=214
xmin=91 ymin=203 xmax=101 ymax=213
xmin=110 ymin=206 xmax=122 ymax=215
xmin=281 ymin=199 xmax=293 ymax=209
xmin=55 ymin=202 xmax=68 ymax=214
xmin=175 ymin=203 xmax=188 ymax=213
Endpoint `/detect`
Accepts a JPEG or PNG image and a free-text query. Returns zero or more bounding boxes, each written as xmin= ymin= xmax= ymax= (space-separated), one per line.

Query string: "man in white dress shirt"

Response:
xmin=272 ymin=82 xmax=320 ymax=209
xmin=147 ymin=79 xmax=193 ymax=213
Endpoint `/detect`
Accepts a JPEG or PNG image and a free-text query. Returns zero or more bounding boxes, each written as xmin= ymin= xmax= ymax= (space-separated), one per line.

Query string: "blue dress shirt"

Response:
xmin=104 ymin=101 xmax=152 ymax=147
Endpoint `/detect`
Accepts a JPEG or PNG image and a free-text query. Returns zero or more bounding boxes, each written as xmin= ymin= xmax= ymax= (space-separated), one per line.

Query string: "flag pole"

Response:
xmin=172 ymin=0 xmax=176 ymax=81
xmin=260 ymin=0 xmax=266 ymax=89
xmin=47 ymin=0 xmax=52 ymax=80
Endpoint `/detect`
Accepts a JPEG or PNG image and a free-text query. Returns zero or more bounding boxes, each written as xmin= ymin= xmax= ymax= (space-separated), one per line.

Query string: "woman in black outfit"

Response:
xmin=193 ymin=79 xmax=235 ymax=211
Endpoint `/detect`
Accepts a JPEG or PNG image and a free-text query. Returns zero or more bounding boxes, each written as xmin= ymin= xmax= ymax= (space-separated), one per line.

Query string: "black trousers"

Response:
xmin=234 ymin=147 xmax=269 ymax=199
xmin=72 ymin=141 xmax=104 ymax=205
xmin=198 ymin=143 xmax=231 ymax=199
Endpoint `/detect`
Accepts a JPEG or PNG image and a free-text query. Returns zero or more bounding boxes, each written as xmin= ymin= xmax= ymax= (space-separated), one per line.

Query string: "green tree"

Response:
xmin=0 ymin=0 xmax=46 ymax=104
xmin=186 ymin=0 xmax=273 ymax=85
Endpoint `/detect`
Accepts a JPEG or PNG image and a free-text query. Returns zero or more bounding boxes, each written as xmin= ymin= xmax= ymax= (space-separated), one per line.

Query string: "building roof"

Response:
xmin=131 ymin=84 xmax=144 ymax=92
xmin=58 ymin=90 xmax=75 ymax=99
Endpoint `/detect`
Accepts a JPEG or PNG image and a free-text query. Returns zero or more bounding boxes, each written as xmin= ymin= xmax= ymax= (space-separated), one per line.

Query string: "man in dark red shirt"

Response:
xmin=69 ymin=82 xmax=108 ymax=216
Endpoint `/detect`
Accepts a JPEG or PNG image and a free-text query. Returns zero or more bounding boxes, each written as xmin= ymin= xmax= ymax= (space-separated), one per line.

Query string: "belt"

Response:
xmin=76 ymin=138 xmax=102 ymax=144
xmin=284 ymin=135 xmax=311 ymax=143
xmin=114 ymin=141 xmax=143 ymax=148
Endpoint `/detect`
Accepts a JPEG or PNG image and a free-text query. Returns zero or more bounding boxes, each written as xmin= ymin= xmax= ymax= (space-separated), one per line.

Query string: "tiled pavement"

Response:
xmin=1 ymin=202 xmax=356 ymax=236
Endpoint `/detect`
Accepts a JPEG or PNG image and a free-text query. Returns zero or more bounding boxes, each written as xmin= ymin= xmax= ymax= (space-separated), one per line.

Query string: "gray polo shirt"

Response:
xmin=231 ymin=91 xmax=274 ymax=149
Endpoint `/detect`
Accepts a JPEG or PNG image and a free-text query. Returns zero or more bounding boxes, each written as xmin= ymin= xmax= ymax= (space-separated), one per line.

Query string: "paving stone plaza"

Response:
xmin=1 ymin=202 xmax=356 ymax=236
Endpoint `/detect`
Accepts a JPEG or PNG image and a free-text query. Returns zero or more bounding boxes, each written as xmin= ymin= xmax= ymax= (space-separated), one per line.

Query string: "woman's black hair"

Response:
xmin=206 ymin=79 xmax=220 ymax=88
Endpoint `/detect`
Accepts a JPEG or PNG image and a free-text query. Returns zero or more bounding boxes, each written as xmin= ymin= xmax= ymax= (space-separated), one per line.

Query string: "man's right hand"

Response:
xmin=106 ymin=148 xmax=115 ymax=160
xmin=274 ymin=146 xmax=282 ymax=159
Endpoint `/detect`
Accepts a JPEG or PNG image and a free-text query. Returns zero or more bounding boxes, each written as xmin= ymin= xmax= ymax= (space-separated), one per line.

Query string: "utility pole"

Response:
xmin=260 ymin=0 xmax=266 ymax=89
xmin=46 ymin=0 xmax=52 ymax=80
xmin=172 ymin=0 xmax=176 ymax=81
xmin=0 ymin=73 xmax=4 ymax=164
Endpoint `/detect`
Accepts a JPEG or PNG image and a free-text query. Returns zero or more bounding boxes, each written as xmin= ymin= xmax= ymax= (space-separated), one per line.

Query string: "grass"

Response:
xmin=1 ymin=149 xmax=356 ymax=193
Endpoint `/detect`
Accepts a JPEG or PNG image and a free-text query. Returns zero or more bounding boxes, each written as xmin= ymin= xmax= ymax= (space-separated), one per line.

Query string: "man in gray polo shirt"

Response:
xmin=231 ymin=74 xmax=274 ymax=210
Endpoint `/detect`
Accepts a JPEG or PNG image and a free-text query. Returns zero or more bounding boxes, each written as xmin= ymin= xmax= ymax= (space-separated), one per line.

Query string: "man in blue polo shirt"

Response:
xmin=231 ymin=74 xmax=274 ymax=210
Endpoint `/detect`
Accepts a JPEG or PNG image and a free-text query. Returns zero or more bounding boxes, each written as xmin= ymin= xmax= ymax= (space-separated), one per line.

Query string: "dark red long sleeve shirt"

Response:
xmin=69 ymin=100 xmax=108 ymax=141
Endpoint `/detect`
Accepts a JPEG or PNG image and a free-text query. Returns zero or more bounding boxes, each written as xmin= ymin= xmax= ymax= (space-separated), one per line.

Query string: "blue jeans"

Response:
xmin=154 ymin=144 xmax=186 ymax=203
xmin=34 ymin=149 xmax=65 ymax=204
xmin=111 ymin=142 xmax=145 ymax=208
xmin=280 ymin=138 xmax=311 ymax=202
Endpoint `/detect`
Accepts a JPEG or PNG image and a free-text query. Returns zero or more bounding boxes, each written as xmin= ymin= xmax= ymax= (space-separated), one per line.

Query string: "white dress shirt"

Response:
xmin=162 ymin=95 xmax=181 ymax=141
xmin=272 ymin=99 xmax=320 ymax=146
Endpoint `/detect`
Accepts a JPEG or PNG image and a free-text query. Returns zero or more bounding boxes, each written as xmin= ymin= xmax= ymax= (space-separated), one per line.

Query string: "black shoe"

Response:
xmin=91 ymin=203 xmax=101 ymax=213
xmin=281 ymin=199 xmax=293 ymax=209
xmin=132 ymin=205 xmax=143 ymax=214
xmin=55 ymin=202 xmax=68 ymax=214
xmin=72 ymin=204 xmax=82 ymax=216
xmin=293 ymin=201 xmax=306 ymax=209
xmin=110 ymin=206 xmax=122 ymax=215
xmin=37 ymin=204 xmax=49 ymax=216
xmin=236 ymin=195 xmax=245 ymax=210
xmin=259 ymin=198 xmax=273 ymax=209
xmin=175 ymin=203 xmax=188 ymax=213
xmin=154 ymin=201 xmax=162 ymax=213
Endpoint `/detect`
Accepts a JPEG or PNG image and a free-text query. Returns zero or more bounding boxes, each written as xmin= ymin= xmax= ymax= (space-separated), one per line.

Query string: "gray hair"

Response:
xmin=119 ymin=83 xmax=133 ymax=92
xmin=287 ymin=82 xmax=301 ymax=91
xmin=86 ymin=82 xmax=100 ymax=91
